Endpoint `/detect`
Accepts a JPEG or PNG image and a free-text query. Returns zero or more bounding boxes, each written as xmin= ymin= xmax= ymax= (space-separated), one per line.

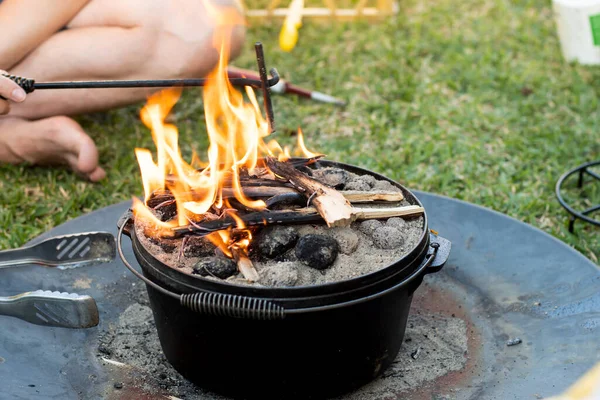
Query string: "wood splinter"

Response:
xmin=231 ymin=246 xmax=259 ymax=282
xmin=265 ymin=157 xmax=354 ymax=227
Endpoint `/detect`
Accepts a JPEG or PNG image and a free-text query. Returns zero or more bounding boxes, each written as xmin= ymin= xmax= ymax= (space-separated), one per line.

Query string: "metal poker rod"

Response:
xmin=1 ymin=70 xmax=280 ymax=92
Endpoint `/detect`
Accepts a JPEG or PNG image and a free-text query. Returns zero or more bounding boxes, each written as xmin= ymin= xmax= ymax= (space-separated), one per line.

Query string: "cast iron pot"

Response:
xmin=117 ymin=161 xmax=451 ymax=400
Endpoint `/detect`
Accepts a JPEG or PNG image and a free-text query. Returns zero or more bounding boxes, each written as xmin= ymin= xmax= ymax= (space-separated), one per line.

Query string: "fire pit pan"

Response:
xmin=117 ymin=161 xmax=451 ymax=399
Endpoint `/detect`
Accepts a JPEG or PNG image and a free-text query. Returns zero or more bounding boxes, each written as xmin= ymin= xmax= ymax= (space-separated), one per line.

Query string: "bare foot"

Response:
xmin=0 ymin=116 xmax=106 ymax=182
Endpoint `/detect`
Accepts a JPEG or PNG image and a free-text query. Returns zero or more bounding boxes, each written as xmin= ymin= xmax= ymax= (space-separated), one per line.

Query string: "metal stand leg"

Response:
xmin=556 ymin=161 xmax=600 ymax=233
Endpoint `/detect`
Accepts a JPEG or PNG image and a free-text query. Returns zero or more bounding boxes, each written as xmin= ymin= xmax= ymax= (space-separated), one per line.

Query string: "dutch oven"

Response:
xmin=117 ymin=161 xmax=451 ymax=400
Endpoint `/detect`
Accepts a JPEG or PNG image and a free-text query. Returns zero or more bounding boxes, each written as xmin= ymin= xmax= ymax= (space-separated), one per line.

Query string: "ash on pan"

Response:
xmin=96 ymin=286 xmax=468 ymax=400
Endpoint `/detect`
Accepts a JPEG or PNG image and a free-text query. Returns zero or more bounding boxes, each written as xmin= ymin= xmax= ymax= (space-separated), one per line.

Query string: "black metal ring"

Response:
xmin=117 ymin=221 xmax=181 ymax=300
xmin=555 ymin=160 xmax=600 ymax=232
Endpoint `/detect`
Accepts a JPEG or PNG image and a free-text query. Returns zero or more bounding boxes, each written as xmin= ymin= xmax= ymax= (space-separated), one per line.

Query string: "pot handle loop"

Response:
xmin=180 ymin=292 xmax=285 ymax=320
xmin=425 ymin=233 xmax=452 ymax=275
xmin=117 ymin=212 xmax=286 ymax=321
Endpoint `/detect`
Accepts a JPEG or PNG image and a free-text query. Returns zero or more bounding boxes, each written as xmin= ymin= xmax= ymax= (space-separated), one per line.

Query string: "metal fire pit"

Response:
xmin=1 ymin=192 xmax=598 ymax=399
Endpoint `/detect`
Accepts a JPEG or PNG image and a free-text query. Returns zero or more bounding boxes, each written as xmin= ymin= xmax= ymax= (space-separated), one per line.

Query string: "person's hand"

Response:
xmin=0 ymin=71 xmax=27 ymax=115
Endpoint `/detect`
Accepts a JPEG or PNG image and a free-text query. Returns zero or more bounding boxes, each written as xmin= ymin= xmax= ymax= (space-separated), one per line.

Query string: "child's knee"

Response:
xmin=152 ymin=0 xmax=247 ymax=78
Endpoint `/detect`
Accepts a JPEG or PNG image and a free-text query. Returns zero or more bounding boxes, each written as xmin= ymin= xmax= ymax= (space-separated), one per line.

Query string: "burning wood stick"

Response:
xmin=163 ymin=156 xmax=323 ymax=186
xmin=147 ymin=187 xmax=404 ymax=210
xmin=264 ymin=157 xmax=354 ymax=227
xmin=171 ymin=205 xmax=424 ymax=237
xmin=231 ymin=246 xmax=259 ymax=282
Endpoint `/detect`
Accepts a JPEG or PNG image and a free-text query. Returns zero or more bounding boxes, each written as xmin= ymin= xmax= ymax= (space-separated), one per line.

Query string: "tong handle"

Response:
xmin=0 ymin=290 xmax=99 ymax=329
xmin=0 ymin=247 xmax=32 ymax=268
xmin=0 ymin=73 xmax=35 ymax=100
xmin=0 ymin=232 xmax=116 ymax=269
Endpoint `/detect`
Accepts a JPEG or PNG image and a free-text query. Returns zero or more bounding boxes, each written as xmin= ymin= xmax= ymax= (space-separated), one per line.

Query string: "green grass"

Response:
xmin=1 ymin=0 xmax=598 ymax=262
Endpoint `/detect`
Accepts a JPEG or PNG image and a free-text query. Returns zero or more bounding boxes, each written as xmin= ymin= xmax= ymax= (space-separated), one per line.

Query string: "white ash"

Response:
xmin=97 ymin=300 xmax=229 ymax=399
xmin=136 ymin=168 xmax=425 ymax=288
xmin=98 ymin=298 xmax=467 ymax=400
xmin=339 ymin=314 xmax=468 ymax=400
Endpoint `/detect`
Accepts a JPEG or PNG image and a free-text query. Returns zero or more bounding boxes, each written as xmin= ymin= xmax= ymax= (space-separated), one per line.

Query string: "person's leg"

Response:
xmin=0 ymin=0 xmax=245 ymax=181
xmin=9 ymin=0 xmax=245 ymax=118
xmin=0 ymin=116 xmax=106 ymax=181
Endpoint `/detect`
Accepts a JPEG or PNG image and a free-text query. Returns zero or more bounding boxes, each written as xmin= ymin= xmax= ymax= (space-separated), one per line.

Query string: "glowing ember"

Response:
xmin=132 ymin=1 xmax=319 ymax=262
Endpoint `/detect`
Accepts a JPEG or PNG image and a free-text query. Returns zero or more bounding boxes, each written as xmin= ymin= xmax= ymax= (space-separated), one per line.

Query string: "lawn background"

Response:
xmin=1 ymin=0 xmax=598 ymax=262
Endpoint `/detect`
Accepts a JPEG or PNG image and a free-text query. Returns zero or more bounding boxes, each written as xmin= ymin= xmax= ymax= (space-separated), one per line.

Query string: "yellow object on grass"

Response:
xmin=546 ymin=363 xmax=600 ymax=400
xmin=279 ymin=0 xmax=304 ymax=52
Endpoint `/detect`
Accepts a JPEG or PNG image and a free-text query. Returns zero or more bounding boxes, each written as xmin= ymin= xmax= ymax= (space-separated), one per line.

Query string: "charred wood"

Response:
xmin=170 ymin=205 xmax=424 ymax=237
xmin=265 ymin=157 xmax=354 ymax=227
xmin=231 ymin=246 xmax=259 ymax=282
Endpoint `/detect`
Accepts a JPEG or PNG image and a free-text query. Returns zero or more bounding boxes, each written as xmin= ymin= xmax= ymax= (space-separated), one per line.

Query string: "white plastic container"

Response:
xmin=553 ymin=0 xmax=600 ymax=65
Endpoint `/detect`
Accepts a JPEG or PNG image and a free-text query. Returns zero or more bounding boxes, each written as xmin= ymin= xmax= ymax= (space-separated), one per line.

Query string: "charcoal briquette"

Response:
xmin=147 ymin=235 xmax=179 ymax=253
xmin=386 ymin=217 xmax=407 ymax=230
xmin=373 ymin=180 xmax=396 ymax=191
xmin=193 ymin=256 xmax=237 ymax=279
xmin=358 ymin=174 xmax=377 ymax=187
xmin=256 ymin=226 xmax=299 ymax=259
xmin=295 ymin=234 xmax=339 ymax=270
xmin=410 ymin=347 xmax=421 ymax=360
xmin=372 ymin=226 xmax=404 ymax=249
xmin=183 ymin=236 xmax=216 ymax=258
xmin=259 ymin=263 xmax=299 ymax=286
xmin=311 ymin=168 xmax=351 ymax=189
xmin=344 ymin=179 xmax=371 ymax=191
xmin=358 ymin=219 xmax=383 ymax=236
xmin=157 ymin=204 xmax=178 ymax=222
xmin=330 ymin=228 xmax=359 ymax=254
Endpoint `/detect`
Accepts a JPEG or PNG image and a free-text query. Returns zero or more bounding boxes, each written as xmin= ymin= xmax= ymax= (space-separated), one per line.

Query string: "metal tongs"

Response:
xmin=0 ymin=232 xmax=115 ymax=270
xmin=0 ymin=290 xmax=99 ymax=329
xmin=0 ymin=232 xmax=116 ymax=328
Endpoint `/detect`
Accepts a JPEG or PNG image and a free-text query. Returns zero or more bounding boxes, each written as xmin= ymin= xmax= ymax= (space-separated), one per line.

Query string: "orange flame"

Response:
xmin=296 ymin=127 xmax=320 ymax=158
xmin=133 ymin=1 xmax=319 ymax=255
